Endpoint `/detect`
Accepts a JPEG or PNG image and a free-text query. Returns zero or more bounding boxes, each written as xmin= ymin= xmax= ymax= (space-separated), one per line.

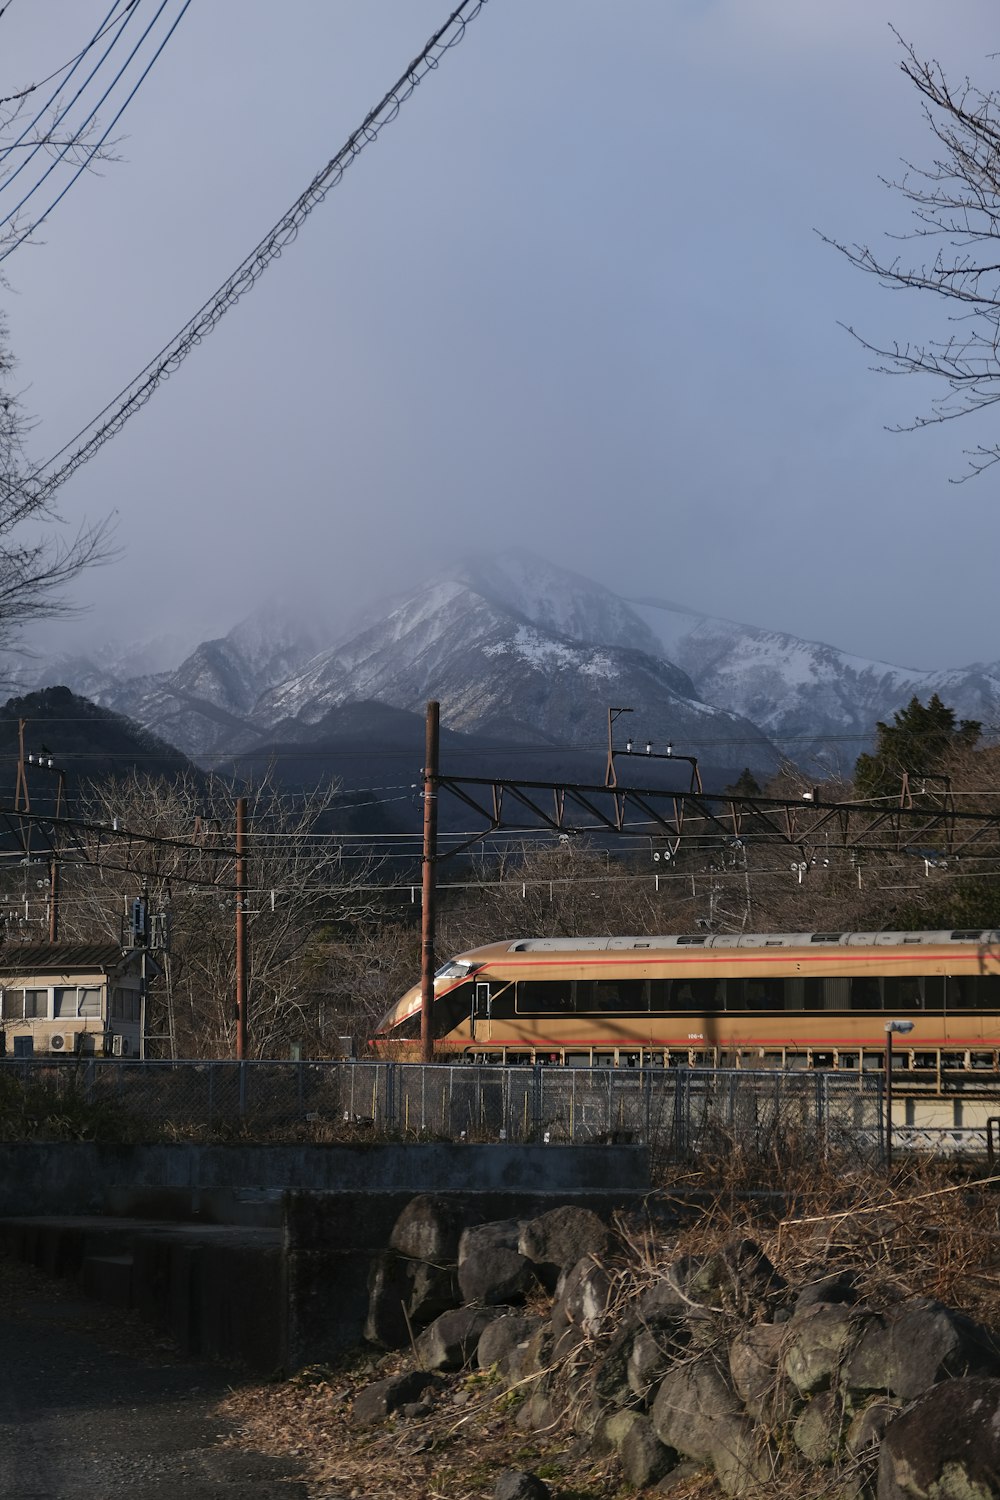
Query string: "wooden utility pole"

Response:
xmin=235 ymin=796 xmax=248 ymax=1061
xmin=420 ymin=701 xmax=440 ymax=1064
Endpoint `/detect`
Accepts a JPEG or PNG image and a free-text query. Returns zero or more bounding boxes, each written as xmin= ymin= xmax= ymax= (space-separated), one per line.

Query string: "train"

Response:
xmin=374 ymin=929 xmax=1000 ymax=1080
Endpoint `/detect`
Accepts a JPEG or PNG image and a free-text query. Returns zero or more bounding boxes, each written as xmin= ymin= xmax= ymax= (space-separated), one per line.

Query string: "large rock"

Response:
xmin=628 ymin=1326 xmax=679 ymax=1405
xmin=729 ymin=1322 xmax=793 ymax=1422
xmin=784 ymin=1303 xmax=860 ymax=1396
xmin=638 ymin=1256 xmax=710 ymax=1321
xmin=794 ymin=1269 xmax=863 ymax=1315
xmin=619 ymin=1412 xmax=680 ymax=1488
xmin=846 ymin=1398 xmax=899 ymax=1457
xmin=390 ymin=1194 xmax=469 ymax=1264
xmin=552 ymin=1255 xmax=612 ymax=1339
xmin=651 ymin=1353 xmax=772 ymax=1495
xmin=459 ymin=1219 xmax=524 ymax=1265
xmin=792 ymin=1389 xmax=844 ymax=1464
xmin=692 ymin=1238 xmax=786 ymax=1317
xmin=878 ymin=1376 xmax=1000 ymax=1499
xmin=845 ymin=1297 xmax=1000 ymax=1401
xmin=416 ymin=1305 xmax=504 ymax=1371
xmin=406 ymin=1260 xmax=461 ymax=1326
xmin=477 ymin=1313 xmax=544 ymax=1374
xmin=519 ymin=1207 xmax=612 ymax=1291
xmin=593 ymin=1319 xmax=641 ymax=1409
xmin=494 ymin=1472 xmax=550 ymax=1500
xmin=350 ymin=1370 xmax=442 ymax=1427
xmin=458 ymin=1246 xmax=534 ymax=1306
xmin=363 ymin=1251 xmax=413 ymax=1349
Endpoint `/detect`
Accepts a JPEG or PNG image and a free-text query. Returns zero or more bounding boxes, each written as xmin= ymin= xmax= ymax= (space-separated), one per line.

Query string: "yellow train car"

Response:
xmin=374 ymin=929 xmax=1000 ymax=1078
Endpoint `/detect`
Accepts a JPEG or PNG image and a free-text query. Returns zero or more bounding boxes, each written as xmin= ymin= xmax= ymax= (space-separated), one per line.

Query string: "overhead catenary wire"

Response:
xmin=21 ymin=0 xmax=489 ymax=502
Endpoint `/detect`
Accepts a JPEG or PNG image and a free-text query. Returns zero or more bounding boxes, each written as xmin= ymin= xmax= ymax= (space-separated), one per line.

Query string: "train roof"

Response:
xmin=481 ymin=929 xmax=1000 ymax=956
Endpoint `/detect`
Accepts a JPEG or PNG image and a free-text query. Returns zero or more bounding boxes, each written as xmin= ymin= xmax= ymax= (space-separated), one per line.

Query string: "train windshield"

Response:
xmin=435 ymin=959 xmax=474 ymax=980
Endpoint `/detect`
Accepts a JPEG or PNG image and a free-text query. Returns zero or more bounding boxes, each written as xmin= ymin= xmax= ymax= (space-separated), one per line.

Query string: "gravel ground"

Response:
xmin=0 ymin=1258 xmax=309 ymax=1500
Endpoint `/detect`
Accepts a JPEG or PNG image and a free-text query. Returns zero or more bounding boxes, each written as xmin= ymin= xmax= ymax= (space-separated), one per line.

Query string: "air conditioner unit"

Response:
xmin=49 ymin=1033 xmax=66 ymax=1051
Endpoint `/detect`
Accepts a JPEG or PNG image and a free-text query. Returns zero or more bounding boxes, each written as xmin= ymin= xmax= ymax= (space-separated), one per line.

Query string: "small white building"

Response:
xmin=0 ymin=943 xmax=150 ymax=1058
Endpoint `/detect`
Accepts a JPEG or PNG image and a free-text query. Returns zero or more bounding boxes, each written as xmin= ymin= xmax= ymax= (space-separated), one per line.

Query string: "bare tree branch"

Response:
xmin=825 ymin=33 xmax=1000 ymax=478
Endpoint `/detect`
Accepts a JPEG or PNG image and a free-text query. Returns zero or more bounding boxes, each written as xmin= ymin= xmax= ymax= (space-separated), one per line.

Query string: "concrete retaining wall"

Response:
xmin=0 ymin=1142 xmax=653 ymax=1374
xmin=0 ymin=1141 xmax=648 ymax=1219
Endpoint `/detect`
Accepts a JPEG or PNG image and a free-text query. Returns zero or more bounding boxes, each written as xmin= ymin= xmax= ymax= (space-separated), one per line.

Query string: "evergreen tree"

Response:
xmin=725 ymin=768 xmax=762 ymax=798
xmin=854 ymin=695 xmax=981 ymax=803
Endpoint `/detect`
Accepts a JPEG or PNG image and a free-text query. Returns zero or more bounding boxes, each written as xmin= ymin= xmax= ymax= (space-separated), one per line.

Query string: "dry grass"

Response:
xmin=218 ymin=1145 xmax=1000 ymax=1499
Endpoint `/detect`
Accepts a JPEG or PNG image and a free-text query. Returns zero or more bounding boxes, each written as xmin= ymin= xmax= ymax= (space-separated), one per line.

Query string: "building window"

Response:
xmin=53 ymin=986 xmax=77 ymax=1018
xmin=23 ymin=988 xmax=47 ymax=1019
xmin=78 ymin=987 xmax=101 ymax=1018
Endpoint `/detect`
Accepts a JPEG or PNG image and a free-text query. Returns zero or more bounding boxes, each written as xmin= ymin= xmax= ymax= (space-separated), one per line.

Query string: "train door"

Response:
xmin=470 ymin=981 xmax=491 ymax=1044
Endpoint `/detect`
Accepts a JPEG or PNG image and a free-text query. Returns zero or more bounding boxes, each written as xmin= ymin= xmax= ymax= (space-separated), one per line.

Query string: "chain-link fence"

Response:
xmin=0 ymin=1058 xmax=889 ymax=1161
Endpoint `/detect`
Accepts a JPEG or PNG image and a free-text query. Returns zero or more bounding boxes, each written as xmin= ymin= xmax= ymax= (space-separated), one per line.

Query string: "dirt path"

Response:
xmin=0 ymin=1260 xmax=310 ymax=1500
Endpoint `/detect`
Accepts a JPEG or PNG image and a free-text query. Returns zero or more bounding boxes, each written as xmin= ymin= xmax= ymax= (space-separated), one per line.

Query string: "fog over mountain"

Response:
xmin=3 ymin=552 xmax=997 ymax=787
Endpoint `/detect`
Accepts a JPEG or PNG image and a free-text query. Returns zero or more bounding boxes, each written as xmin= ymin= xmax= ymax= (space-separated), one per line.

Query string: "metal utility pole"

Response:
xmin=235 ymin=796 xmax=248 ymax=1061
xmin=48 ymin=857 xmax=60 ymax=942
xmin=420 ymin=700 xmax=440 ymax=1064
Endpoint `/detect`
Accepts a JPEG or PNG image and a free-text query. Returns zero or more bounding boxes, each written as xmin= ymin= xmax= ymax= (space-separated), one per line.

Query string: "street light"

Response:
xmin=884 ymin=1020 xmax=915 ymax=1171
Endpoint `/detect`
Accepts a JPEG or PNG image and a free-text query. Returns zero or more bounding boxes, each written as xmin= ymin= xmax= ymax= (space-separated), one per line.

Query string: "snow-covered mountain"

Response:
xmin=9 ymin=549 xmax=999 ymax=776
xmin=246 ymin=568 xmax=778 ymax=780
xmin=626 ymin=597 xmax=1000 ymax=771
xmin=7 ymin=602 xmax=327 ymax=761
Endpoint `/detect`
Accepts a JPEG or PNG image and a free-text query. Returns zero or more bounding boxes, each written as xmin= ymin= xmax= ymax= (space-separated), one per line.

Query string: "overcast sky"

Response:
xmin=0 ymin=0 xmax=997 ymax=671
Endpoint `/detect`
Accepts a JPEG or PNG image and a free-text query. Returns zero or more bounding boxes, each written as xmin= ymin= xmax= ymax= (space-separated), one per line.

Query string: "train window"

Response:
xmin=670 ymin=979 xmax=724 ymax=1011
xmin=947 ymin=974 xmax=1000 ymax=1009
xmin=883 ymin=977 xmax=926 ymax=1012
xmin=850 ymin=978 xmax=882 ymax=1011
xmin=435 ymin=960 xmax=473 ymax=979
xmin=811 ymin=933 xmax=843 ymax=943
xmin=578 ymin=979 xmax=648 ymax=1012
xmin=516 ymin=981 xmax=574 ymax=1014
xmin=923 ymin=977 xmax=945 ymax=1010
xmin=802 ymin=979 xmax=824 ymax=1011
xmin=729 ymin=978 xmax=785 ymax=1011
xmin=648 ymin=979 xmax=670 ymax=1013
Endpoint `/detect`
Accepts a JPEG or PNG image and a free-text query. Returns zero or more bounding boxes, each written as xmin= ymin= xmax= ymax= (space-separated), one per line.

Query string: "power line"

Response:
xmin=0 ymin=0 xmax=136 ymax=166
xmin=0 ymin=3 xmax=139 ymax=108
xmin=0 ymin=0 xmax=191 ymax=264
xmin=21 ymin=0 xmax=489 ymax=502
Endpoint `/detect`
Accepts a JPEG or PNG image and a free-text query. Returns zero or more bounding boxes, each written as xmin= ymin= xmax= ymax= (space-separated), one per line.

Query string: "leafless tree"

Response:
xmin=0 ymin=341 xmax=113 ymax=657
xmin=828 ymin=34 xmax=1000 ymax=478
xmin=66 ymin=769 xmax=382 ymax=1059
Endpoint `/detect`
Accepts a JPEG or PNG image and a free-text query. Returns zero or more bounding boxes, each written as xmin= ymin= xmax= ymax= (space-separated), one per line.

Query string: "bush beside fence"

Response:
xmin=0 ymin=1058 xmax=890 ymax=1161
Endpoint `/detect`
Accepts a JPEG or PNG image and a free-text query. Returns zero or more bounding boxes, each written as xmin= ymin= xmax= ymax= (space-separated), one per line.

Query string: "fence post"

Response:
xmin=532 ymin=1063 xmax=542 ymax=1140
xmin=672 ymin=1068 xmax=684 ymax=1160
xmin=238 ymin=1061 xmax=247 ymax=1122
xmin=385 ymin=1061 xmax=395 ymax=1132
